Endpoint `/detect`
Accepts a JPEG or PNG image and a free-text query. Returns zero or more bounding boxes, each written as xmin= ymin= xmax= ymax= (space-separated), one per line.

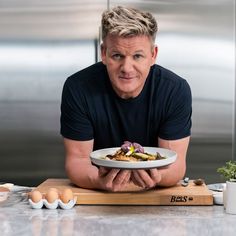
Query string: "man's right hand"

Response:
xmin=98 ymin=167 xmax=131 ymax=192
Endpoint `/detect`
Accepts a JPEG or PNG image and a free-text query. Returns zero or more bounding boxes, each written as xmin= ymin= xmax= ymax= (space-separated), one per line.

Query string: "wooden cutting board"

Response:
xmin=35 ymin=178 xmax=213 ymax=206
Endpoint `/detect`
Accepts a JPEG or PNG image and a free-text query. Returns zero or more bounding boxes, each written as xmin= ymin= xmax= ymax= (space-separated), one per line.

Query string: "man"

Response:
xmin=60 ymin=6 xmax=192 ymax=192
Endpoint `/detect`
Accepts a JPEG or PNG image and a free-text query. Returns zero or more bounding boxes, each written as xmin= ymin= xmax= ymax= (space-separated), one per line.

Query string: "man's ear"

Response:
xmin=100 ymin=43 xmax=106 ymax=65
xmin=151 ymin=45 xmax=158 ymax=65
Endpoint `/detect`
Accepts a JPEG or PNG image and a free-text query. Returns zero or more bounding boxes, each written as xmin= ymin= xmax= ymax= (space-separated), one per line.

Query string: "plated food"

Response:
xmin=90 ymin=142 xmax=177 ymax=169
xmin=104 ymin=141 xmax=166 ymax=162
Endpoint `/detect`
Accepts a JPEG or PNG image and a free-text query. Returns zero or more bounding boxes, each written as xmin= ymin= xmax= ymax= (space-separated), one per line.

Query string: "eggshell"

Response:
xmin=0 ymin=183 xmax=14 ymax=191
xmin=60 ymin=188 xmax=74 ymax=203
xmin=0 ymin=192 xmax=9 ymax=203
xmin=45 ymin=188 xmax=59 ymax=203
xmin=48 ymin=188 xmax=59 ymax=193
xmin=30 ymin=190 xmax=43 ymax=203
xmin=0 ymin=186 xmax=10 ymax=192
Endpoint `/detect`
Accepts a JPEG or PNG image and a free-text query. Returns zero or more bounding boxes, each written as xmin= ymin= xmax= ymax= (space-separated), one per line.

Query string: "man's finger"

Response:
xmin=149 ymin=168 xmax=161 ymax=183
xmin=132 ymin=171 xmax=146 ymax=188
xmin=120 ymin=170 xmax=131 ymax=185
xmin=113 ymin=170 xmax=130 ymax=185
xmin=134 ymin=170 xmax=157 ymax=188
xmin=99 ymin=167 xmax=110 ymax=177
xmin=103 ymin=168 xmax=120 ymax=182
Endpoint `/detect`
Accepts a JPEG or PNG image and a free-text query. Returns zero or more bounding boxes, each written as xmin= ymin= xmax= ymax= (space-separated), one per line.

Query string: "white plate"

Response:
xmin=90 ymin=147 xmax=177 ymax=169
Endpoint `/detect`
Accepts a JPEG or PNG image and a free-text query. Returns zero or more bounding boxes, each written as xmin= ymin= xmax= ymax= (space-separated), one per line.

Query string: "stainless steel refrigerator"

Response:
xmin=0 ymin=0 xmax=235 ymax=185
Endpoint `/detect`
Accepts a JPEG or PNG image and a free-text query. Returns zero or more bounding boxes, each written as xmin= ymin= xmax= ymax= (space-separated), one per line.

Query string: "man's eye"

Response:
xmin=112 ymin=54 xmax=122 ymax=60
xmin=133 ymin=54 xmax=143 ymax=60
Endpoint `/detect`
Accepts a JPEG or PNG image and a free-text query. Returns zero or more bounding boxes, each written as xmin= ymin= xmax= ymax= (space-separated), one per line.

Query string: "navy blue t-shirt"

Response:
xmin=60 ymin=62 xmax=192 ymax=150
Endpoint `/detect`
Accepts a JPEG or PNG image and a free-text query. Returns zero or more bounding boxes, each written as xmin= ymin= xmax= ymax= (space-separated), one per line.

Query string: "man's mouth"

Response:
xmin=119 ymin=76 xmax=135 ymax=80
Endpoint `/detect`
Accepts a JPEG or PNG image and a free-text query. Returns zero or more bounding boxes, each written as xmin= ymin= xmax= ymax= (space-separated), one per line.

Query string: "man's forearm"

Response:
xmin=158 ymin=162 xmax=186 ymax=186
xmin=65 ymin=157 xmax=100 ymax=189
xmin=157 ymin=136 xmax=189 ymax=186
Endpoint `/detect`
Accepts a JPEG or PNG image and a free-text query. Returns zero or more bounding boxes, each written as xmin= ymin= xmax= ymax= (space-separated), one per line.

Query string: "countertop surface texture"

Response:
xmin=1 ymin=189 xmax=236 ymax=236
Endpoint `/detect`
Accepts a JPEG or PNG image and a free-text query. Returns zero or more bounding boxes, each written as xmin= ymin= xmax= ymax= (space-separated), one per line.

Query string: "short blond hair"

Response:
xmin=101 ymin=6 xmax=158 ymax=44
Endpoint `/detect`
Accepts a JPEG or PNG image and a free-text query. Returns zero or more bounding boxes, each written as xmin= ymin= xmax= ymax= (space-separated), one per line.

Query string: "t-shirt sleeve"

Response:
xmin=159 ymin=79 xmax=192 ymax=140
xmin=60 ymin=78 xmax=94 ymax=141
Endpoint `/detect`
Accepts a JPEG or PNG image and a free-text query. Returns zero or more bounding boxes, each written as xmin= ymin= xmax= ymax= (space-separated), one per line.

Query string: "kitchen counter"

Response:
xmin=1 ymin=193 xmax=236 ymax=236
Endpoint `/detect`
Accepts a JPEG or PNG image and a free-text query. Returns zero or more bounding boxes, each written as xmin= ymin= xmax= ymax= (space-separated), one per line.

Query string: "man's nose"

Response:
xmin=121 ymin=58 xmax=134 ymax=73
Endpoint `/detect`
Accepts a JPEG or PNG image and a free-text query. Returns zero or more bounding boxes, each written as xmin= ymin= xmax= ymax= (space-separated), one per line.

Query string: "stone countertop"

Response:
xmin=1 ymin=193 xmax=236 ymax=236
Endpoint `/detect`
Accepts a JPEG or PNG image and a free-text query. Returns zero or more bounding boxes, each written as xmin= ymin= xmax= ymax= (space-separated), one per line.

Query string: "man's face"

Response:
xmin=101 ymin=35 xmax=158 ymax=99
